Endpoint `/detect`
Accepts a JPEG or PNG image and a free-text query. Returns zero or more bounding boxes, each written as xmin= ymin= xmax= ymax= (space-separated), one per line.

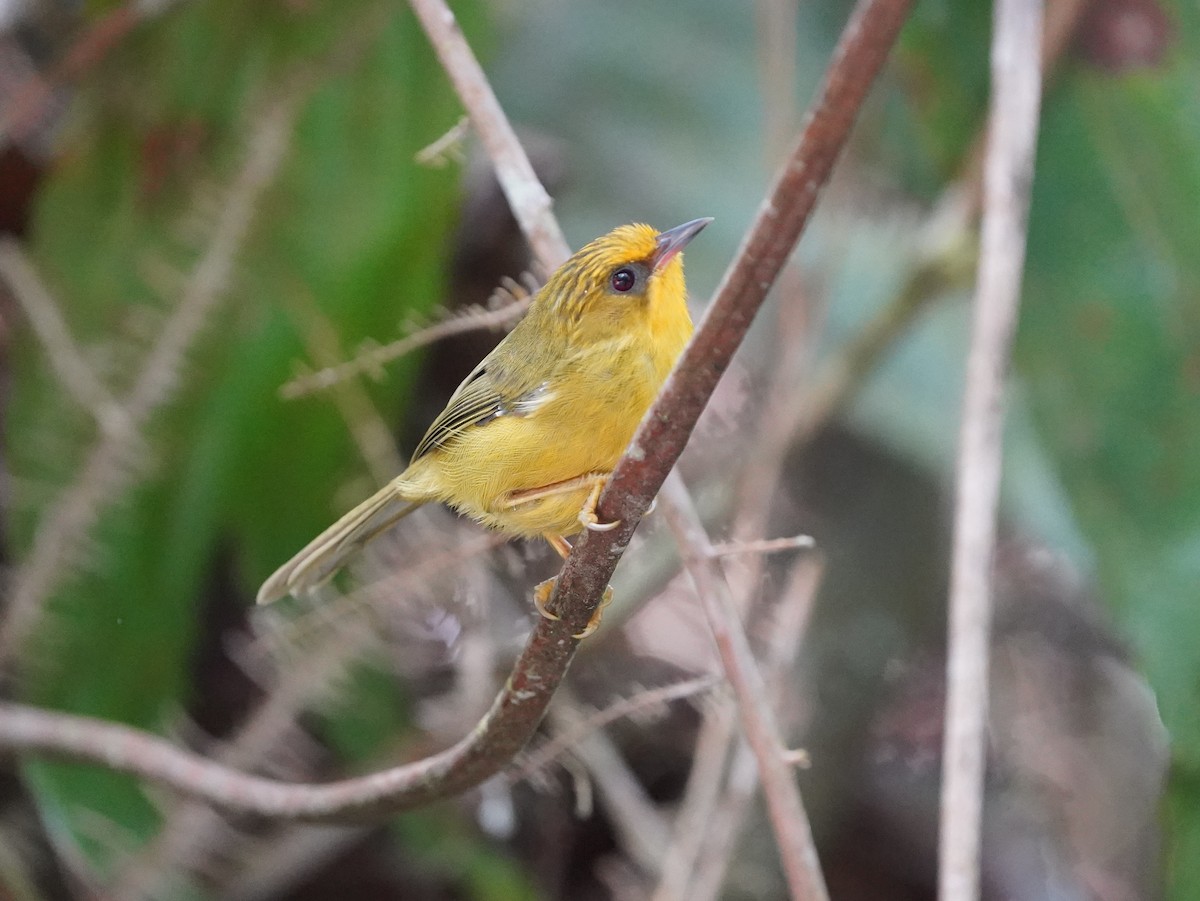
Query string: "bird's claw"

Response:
xmin=581 ymin=510 xmax=621 ymax=532
xmin=533 ymin=579 xmax=614 ymax=639
xmin=573 ymin=585 xmax=615 ymax=639
xmin=534 ymin=578 xmax=560 ymax=621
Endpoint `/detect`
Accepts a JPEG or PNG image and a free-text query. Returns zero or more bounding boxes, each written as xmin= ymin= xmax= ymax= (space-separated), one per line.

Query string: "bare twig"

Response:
xmin=708 ymin=535 xmax=814 ymax=558
xmin=407 ymin=0 xmax=570 ymax=269
xmin=280 ymin=282 xmax=533 ymax=399
xmin=684 ymin=556 xmax=823 ymax=901
xmin=660 ymin=473 xmax=828 ymax=901
xmin=938 ymin=0 xmax=1045 ymax=897
xmin=0 ymin=0 xmax=913 ymax=822
xmin=654 ymin=558 xmax=821 ymax=901
xmin=512 ymin=676 xmax=717 ymax=783
xmin=545 ymin=690 xmax=672 ymax=875
xmin=0 ymin=93 xmax=300 ymax=667
xmin=651 ymin=699 xmax=737 ymax=901
xmin=287 ymin=294 xmax=405 ymax=481
xmin=0 ymin=238 xmax=124 ymax=431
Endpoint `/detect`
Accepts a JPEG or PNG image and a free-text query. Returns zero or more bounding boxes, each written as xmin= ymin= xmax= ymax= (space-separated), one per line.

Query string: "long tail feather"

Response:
xmin=256 ymin=483 xmax=426 ymax=605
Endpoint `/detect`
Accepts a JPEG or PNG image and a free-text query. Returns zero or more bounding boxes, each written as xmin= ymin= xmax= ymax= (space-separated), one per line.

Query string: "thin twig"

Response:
xmin=651 ymin=560 xmax=821 ymax=901
xmin=0 ymin=93 xmax=300 ymax=668
xmin=938 ymin=0 xmax=1045 ymax=897
xmin=0 ymin=238 xmax=124 ymax=431
xmin=707 ymin=535 xmax=814 ymax=558
xmin=280 ymin=284 xmax=532 ymax=399
xmin=511 ymin=676 xmax=718 ymax=783
xmin=651 ymin=698 xmax=737 ymax=901
xmin=660 ymin=473 xmax=828 ymax=901
xmin=545 ymin=690 xmax=672 ymax=875
xmin=0 ymin=0 xmax=913 ymax=821
xmin=287 ymin=293 xmax=405 ymax=481
xmin=685 ymin=556 xmax=823 ymax=901
xmin=407 ymin=0 xmax=570 ymax=269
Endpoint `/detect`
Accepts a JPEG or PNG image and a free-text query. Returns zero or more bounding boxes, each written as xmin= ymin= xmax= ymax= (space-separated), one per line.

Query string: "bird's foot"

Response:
xmin=532 ymin=579 xmax=614 ymax=639
xmin=579 ymin=477 xmax=621 ymax=532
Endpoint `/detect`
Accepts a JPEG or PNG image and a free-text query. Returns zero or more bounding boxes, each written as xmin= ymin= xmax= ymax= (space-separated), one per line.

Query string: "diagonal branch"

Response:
xmin=659 ymin=474 xmax=827 ymax=901
xmin=0 ymin=0 xmax=914 ymax=821
xmin=407 ymin=0 xmax=570 ymax=269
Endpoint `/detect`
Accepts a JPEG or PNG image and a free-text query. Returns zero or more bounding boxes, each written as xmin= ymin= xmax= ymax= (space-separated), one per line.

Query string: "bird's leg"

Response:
xmin=577 ymin=476 xmax=620 ymax=532
xmin=501 ymin=472 xmax=611 ymax=511
xmin=502 ymin=472 xmax=620 ymax=531
xmin=534 ymin=531 xmax=613 ymax=638
xmin=545 ymin=533 xmax=573 ymax=559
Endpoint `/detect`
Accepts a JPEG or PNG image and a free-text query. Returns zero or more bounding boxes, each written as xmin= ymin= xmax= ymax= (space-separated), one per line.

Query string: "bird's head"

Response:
xmin=540 ymin=218 xmax=712 ymax=340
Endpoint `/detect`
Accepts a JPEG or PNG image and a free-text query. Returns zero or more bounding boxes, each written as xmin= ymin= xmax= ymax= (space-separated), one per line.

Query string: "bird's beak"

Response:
xmin=652 ymin=217 xmax=713 ymax=271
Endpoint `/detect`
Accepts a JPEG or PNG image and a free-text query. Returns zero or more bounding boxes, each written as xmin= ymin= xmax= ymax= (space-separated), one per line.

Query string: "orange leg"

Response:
xmin=544 ymin=533 xmax=573 ymax=559
xmin=500 ymin=472 xmax=620 ymax=532
xmin=533 ymin=531 xmax=614 ymax=638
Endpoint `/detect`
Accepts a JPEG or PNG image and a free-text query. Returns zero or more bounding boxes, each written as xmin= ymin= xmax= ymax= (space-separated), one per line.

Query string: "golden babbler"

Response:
xmin=258 ymin=218 xmax=711 ymax=635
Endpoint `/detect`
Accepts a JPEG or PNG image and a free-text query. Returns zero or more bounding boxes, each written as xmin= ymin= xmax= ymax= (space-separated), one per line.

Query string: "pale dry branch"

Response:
xmin=0 ymin=238 xmax=124 ymax=430
xmin=684 ymin=556 xmax=823 ymax=901
xmin=546 ymin=690 xmax=672 ymax=875
xmin=511 ymin=675 xmax=717 ymax=783
xmin=660 ymin=473 xmax=828 ymax=901
xmin=707 ymin=535 xmax=815 ymax=558
xmin=280 ymin=283 xmax=533 ymax=399
xmin=651 ymin=699 xmax=737 ymax=901
xmin=938 ymin=0 xmax=1045 ymax=897
xmin=407 ymin=0 xmax=570 ymax=269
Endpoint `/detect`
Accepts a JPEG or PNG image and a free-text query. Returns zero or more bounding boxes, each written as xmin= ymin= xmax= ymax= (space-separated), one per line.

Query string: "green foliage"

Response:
xmin=901 ymin=1 xmax=1200 ymax=892
xmin=6 ymin=0 xmax=482 ymax=886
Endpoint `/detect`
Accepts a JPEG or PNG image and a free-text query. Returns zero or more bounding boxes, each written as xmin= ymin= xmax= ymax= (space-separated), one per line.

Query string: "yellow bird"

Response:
xmin=257 ymin=218 xmax=710 ymax=634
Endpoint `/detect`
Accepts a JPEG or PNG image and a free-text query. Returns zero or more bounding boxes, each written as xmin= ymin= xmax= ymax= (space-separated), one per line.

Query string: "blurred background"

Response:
xmin=0 ymin=0 xmax=1196 ymax=898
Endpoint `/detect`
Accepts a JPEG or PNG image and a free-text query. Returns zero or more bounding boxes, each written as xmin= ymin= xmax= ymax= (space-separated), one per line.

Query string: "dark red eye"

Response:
xmin=610 ymin=267 xmax=636 ymax=293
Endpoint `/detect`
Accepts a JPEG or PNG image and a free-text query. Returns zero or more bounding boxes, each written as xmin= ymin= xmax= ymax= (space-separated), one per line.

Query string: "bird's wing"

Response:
xmin=411 ymin=352 xmax=554 ymax=462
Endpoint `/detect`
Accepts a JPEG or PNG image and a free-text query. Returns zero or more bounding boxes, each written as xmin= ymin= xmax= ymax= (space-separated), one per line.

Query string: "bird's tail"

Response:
xmin=256 ymin=483 xmax=427 ymax=605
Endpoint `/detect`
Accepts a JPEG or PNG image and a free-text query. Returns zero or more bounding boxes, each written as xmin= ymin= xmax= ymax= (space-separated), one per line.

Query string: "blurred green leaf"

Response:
xmin=6 ymin=0 xmax=476 ymax=882
xmin=1019 ymin=46 xmax=1200 ymax=895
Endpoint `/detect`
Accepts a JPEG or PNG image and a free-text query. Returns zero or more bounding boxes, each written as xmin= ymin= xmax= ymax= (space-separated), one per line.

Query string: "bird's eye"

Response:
xmin=610 ymin=267 xmax=636 ymax=293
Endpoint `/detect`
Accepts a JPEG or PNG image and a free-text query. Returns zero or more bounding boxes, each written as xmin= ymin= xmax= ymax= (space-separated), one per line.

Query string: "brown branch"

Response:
xmin=543 ymin=0 xmax=914 ymax=641
xmin=659 ymin=474 xmax=827 ymax=901
xmin=938 ymin=0 xmax=1045 ymax=896
xmin=0 ymin=0 xmax=913 ymax=821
